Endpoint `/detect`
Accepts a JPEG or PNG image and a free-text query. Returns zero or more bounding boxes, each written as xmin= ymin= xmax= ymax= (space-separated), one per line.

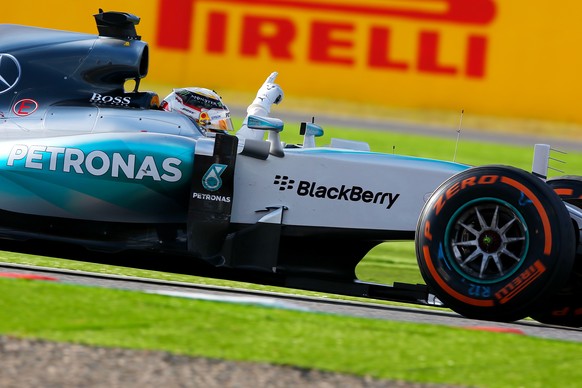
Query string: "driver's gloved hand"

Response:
xmin=237 ymin=72 xmax=284 ymax=141
xmin=247 ymin=72 xmax=284 ymax=116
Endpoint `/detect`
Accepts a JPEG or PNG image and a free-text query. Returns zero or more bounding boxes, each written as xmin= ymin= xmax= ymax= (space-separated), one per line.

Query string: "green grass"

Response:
xmin=2 ymin=277 xmax=582 ymax=387
xmin=232 ymin=117 xmax=582 ymax=177
xmin=1 ymin=122 xmax=582 ymax=386
xmin=357 ymin=241 xmax=422 ymax=285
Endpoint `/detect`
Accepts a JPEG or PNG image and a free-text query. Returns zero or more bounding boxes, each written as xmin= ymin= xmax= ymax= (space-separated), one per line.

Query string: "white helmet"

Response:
xmin=161 ymin=87 xmax=234 ymax=133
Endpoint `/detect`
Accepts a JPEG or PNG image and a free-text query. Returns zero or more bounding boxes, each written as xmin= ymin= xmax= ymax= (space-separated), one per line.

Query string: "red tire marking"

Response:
xmin=495 ymin=260 xmax=546 ymax=304
xmin=500 ymin=177 xmax=552 ymax=255
xmin=554 ymin=188 xmax=573 ymax=196
xmin=423 ymin=245 xmax=494 ymax=307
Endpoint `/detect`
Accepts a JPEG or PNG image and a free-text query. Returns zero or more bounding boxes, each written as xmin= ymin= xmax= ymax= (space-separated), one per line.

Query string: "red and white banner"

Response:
xmin=3 ymin=1 xmax=582 ymax=123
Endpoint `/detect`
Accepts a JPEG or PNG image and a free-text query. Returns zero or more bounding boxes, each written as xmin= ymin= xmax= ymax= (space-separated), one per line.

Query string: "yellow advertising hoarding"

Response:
xmin=2 ymin=1 xmax=582 ymax=124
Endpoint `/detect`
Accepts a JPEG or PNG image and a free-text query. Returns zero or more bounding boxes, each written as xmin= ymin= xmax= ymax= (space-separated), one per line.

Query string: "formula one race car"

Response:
xmin=1 ymin=10 xmax=581 ymax=327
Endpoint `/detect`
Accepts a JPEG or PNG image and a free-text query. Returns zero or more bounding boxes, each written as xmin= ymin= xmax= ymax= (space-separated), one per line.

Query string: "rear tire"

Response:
xmin=529 ymin=176 xmax=582 ymax=327
xmin=546 ymin=175 xmax=582 ymax=208
xmin=416 ymin=166 xmax=575 ymax=322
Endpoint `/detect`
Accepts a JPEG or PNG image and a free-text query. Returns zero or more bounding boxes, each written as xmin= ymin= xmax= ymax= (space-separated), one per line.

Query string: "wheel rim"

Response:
xmin=445 ymin=198 xmax=529 ymax=284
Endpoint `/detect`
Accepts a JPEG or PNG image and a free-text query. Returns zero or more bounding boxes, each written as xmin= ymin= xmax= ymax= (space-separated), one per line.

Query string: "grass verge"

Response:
xmin=1 ymin=277 xmax=582 ymax=388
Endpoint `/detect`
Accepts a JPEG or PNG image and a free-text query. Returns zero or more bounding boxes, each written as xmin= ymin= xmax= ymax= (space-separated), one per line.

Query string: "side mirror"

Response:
xmin=247 ymin=115 xmax=284 ymax=157
xmin=247 ymin=115 xmax=284 ymax=132
xmin=300 ymin=122 xmax=324 ymax=148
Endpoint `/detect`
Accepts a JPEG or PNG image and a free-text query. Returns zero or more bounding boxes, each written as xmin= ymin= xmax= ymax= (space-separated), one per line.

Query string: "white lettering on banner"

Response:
xmin=90 ymin=93 xmax=132 ymax=106
xmin=6 ymin=145 xmax=183 ymax=182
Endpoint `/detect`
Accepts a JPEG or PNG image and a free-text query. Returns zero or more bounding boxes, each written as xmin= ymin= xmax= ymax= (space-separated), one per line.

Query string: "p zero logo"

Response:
xmin=157 ymin=0 xmax=497 ymax=78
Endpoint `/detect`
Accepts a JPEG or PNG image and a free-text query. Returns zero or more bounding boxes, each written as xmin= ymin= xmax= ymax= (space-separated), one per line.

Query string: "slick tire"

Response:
xmin=530 ymin=176 xmax=582 ymax=327
xmin=546 ymin=175 xmax=582 ymax=208
xmin=416 ymin=165 xmax=576 ymax=322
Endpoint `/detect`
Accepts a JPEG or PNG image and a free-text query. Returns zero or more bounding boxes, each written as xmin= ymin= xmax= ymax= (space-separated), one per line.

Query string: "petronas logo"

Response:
xmin=202 ymin=163 xmax=227 ymax=191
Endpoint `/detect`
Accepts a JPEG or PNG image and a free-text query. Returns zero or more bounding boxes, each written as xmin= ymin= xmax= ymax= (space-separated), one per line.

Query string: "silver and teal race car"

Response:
xmin=1 ymin=10 xmax=581 ymax=327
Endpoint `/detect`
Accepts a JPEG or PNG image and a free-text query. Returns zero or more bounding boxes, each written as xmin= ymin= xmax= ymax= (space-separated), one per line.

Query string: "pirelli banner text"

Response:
xmin=3 ymin=1 xmax=582 ymax=123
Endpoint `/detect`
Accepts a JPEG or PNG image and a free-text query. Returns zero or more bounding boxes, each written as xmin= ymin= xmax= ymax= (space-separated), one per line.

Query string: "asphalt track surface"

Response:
xmin=2 ymin=262 xmax=582 ymax=343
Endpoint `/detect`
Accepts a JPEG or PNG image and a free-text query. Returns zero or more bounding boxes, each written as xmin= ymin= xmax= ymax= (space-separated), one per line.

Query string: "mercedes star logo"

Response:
xmin=0 ymin=54 xmax=21 ymax=94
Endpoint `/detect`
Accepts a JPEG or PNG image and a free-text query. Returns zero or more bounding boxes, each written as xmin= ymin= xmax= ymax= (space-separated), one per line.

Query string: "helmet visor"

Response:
xmin=175 ymin=89 xmax=226 ymax=111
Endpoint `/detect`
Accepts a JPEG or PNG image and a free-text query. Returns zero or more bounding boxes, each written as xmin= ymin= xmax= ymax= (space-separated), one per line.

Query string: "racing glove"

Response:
xmin=247 ymin=71 xmax=284 ymax=116
xmin=237 ymin=72 xmax=284 ymax=141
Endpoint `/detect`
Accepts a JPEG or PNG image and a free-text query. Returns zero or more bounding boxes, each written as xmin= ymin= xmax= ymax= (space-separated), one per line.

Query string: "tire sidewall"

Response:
xmin=547 ymin=175 xmax=582 ymax=208
xmin=416 ymin=165 xmax=575 ymax=321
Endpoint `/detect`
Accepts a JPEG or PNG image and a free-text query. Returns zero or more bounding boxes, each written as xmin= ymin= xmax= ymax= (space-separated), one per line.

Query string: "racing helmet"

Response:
xmin=161 ymin=87 xmax=234 ymax=133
